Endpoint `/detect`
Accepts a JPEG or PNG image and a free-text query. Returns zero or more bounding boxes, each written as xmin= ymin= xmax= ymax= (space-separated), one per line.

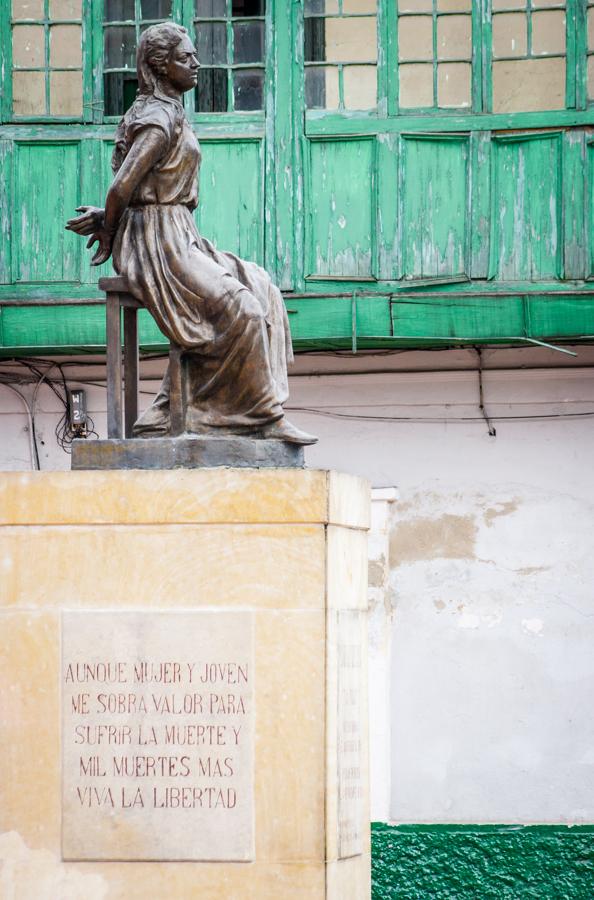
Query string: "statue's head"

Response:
xmin=137 ymin=22 xmax=199 ymax=96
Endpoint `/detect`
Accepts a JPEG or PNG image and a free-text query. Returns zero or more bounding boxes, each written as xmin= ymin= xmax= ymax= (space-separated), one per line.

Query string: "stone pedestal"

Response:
xmin=0 ymin=468 xmax=370 ymax=899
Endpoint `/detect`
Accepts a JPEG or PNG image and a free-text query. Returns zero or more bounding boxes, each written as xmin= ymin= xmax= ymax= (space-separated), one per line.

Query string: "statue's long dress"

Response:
xmin=111 ymin=90 xmax=293 ymax=436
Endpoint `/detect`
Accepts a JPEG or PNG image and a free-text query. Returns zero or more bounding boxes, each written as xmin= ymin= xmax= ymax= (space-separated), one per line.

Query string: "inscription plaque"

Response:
xmin=62 ymin=611 xmax=254 ymax=861
xmin=336 ymin=609 xmax=364 ymax=858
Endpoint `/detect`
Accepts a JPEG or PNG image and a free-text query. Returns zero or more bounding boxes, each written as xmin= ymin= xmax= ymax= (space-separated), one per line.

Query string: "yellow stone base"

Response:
xmin=0 ymin=469 xmax=371 ymax=900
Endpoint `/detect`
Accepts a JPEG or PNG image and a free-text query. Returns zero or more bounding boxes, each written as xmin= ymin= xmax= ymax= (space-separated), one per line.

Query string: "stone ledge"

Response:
xmin=71 ymin=436 xmax=304 ymax=471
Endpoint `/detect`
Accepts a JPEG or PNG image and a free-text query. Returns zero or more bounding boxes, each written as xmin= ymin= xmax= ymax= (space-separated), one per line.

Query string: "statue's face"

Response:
xmin=165 ymin=34 xmax=200 ymax=93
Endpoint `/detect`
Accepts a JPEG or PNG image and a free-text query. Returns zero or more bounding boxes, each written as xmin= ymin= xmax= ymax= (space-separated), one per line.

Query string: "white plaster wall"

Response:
xmin=1 ymin=348 xmax=594 ymax=824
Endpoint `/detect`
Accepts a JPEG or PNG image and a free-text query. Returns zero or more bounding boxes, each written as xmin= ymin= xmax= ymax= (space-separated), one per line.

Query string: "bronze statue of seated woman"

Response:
xmin=66 ymin=22 xmax=316 ymax=446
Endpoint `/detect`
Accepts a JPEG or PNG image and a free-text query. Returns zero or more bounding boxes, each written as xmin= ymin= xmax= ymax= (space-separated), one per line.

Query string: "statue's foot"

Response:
xmin=260 ymin=417 xmax=318 ymax=445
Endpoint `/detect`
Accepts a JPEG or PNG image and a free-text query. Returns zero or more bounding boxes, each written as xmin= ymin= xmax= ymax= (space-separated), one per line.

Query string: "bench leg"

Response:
xmin=106 ymin=293 xmax=123 ymax=440
xmin=169 ymin=344 xmax=185 ymax=437
xmin=123 ymin=306 xmax=139 ymax=439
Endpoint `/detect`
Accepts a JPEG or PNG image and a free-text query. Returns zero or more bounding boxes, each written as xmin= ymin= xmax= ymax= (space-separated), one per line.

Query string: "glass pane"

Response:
xmin=104 ymin=0 xmax=135 ymax=20
xmin=492 ymin=13 xmax=527 ymax=58
xmin=399 ymin=62 xmax=433 ymax=106
xmin=343 ymin=64 xmax=376 ymax=107
xmin=50 ymin=24 xmax=82 ymax=67
xmin=140 ymin=0 xmax=173 ymax=18
xmin=343 ymin=0 xmax=376 ymax=11
xmin=492 ymin=58 xmax=564 ymax=111
xmin=233 ymin=21 xmax=264 ymax=63
xmin=232 ymin=0 xmax=264 ymax=15
xmin=195 ymin=0 xmax=227 ymax=14
xmin=195 ymin=67 xmax=228 ymax=110
xmin=437 ymin=0 xmax=471 ymax=10
xmin=325 ymin=16 xmax=377 ymax=62
xmin=104 ymin=25 xmax=136 ymax=68
xmin=531 ymin=10 xmax=566 ymax=55
xmin=233 ymin=67 xmax=263 ymax=109
xmin=50 ymin=69 xmax=82 ymax=114
xmin=588 ymin=55 xmax=594 ymax=100
xmin=231 ymin=0 xmax=264 ymax=18
xmin=305 ymin=0 xmax=339 ymax=10
xmin=437 ymin=61 xmax=471 ymax=106
xmin=12 ymin=70 xmax=45 ymax=114
xmin=49 ymin=0 xmax=82 ymax=18
xmin=437 ymin=15 xmax=471 ymax=60
xmin=492 ymin=0 xmax=525 ymax=9
xmin=589 ymin=8 xmax=594 ymax=51
xmin=197 ymin=22 xmax=227 ymax=64
xmin=305 ymin=17 xmax=326 ymax=61
xmin=398 ymin=0 xmax=432 ymax=12
xmin=12 ymin=0 xmax=44 ymax=19
xmin=305 ymin=65 xmax=339 ymax=107
xmin=12 ymin=25 xmax=45 ymax=67
xmin=398 ymin=16 xmax=433 ymax=61
xmin=104 ymin=70 xmax=138 ymax=114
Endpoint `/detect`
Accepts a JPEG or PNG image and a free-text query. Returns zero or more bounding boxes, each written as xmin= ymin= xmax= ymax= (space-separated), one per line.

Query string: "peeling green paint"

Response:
xmin=371 ymin=824 xmax=594 ymax=899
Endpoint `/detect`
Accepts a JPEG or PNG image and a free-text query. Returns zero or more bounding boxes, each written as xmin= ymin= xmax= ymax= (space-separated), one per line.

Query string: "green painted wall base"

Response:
xmin=371 ymin=824 xmax=594 ymax=899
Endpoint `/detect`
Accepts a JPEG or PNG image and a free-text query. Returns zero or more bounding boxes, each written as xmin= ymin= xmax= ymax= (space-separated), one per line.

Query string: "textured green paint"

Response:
xmin=490 ymin=134 xmax=562 ymax=281
xmin=307 ymin=138 xmax=376 ymax=278
xmin=14 ymin=143 xmax=80 ymax=283
xmin=371 ymin=823 xmax=594 ymax=899
xmin=401 ymin=135 xmax=469 ymax=282
xmin=195 ymin=140 xmax=263 ymax=264
xmin=2 ymin=5 xmax=594 ymax=354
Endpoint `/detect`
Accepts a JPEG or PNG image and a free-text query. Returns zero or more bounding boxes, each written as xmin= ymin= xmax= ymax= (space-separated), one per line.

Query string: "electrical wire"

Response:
xmin=0 ymin=382 xmax=39 ymax=469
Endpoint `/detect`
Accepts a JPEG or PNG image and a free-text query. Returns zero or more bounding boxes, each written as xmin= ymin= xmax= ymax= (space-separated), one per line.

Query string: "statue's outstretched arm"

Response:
xmin=65 ymin=126 xmax=168 ymax=266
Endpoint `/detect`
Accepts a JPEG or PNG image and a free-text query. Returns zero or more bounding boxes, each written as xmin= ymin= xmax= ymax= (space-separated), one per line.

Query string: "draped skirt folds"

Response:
xmin=111 ymin=204 xmax=293 ymax=434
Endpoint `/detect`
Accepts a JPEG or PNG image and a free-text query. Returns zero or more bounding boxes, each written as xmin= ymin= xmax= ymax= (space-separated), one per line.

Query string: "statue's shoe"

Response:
xmin=260 ymin=418 xmax=318 ymax=445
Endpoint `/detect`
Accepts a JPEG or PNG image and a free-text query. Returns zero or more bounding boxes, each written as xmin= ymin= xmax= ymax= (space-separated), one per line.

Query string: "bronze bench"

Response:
xmin=99 ymin=276 xmax=185 ymax=439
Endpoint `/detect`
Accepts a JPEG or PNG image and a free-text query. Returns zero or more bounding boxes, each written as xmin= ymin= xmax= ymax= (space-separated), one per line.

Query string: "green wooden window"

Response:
xmin=194 ymin=0 xmax=266 ymax=113
xmin=490 ymin=0 xmax=567 ymax=112
xmin=10 ymin=0 xmax=83 ymax=119
xmin=304 ymin=0 xmax=378 ymax=111
xmin=397 ymin=0 xmax=473 ymax=111
xmin=103 ymin=0 xmax=174 ymax=117
xmin=587 ymin=0 xmax=594 ymax=100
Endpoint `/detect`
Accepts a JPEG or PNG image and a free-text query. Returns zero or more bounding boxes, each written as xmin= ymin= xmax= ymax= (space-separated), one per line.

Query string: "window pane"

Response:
xmin=398 ymin=16 xmax=433 ymax=61
xmin=104 ymin=70 xmax=138 ymax=114
xmin=50 ymin=24 xmax=82 ymax=67
xmin=492 ymin=13 xmax=527 ymax=58
xmin=588 ymin=55 xmax=594 ymax=101
xmin=50 ymin=69 xmax=82 ymax=114
xmin=140 ymin=0 xmax=173 ymax=18
xmin=305 ymin=0 xmax=339 ymax=12
xmin=437 ymin=0 xmax=471 ymax=11
xmin=343 ymin=0 xmax=376 ymax=11
xmin=398 ymin=0 xmax=432 ymax=12
xmin=437 ymin=61 xmax=471 ymax=106
xmin=305 ymin=65 xmax=339 ymax=107
xmin=232 ymin=0 xmax=264 ymax=14
xmin=305 ymin=17 xmax=326 ymax=62
xmin=197 ymin=22 xmax=227 ymax=64
xmin=437 ymin=15 xmax=471 ymax=60
xmin=233 ymin=21 xmax=264 ymax=63
xmin=492 ymin=58 xmax=564 ymax=111
xmin=195 ymin=67 xmax=228 ymax=110
xmin=233 ymin=68 xmax=263 ymax=109
xmin=195 ymin=0 xmax=227 ymax=14
xmin=589 ymin=8 xmax=594 ymax=50
xmin=12 ymin=25 xmax=45 ymax=67
xmin=531 ymin=10 xmax=565 ymax=55
xmin=104 ymin=25 xmax=136 ymax=68
xmin=399 ymin=62 xmax=433 ymax=106
xmin=325 ymin=16 xmax=377 ymax=62
xmin=12 ymin=70 xmax=45 ymax=114
xmin=12 ymin=0 xmax=44 ymax=19
xmin=343 ymin=64 xmax=376 ymax=107
xmin=49 ymin=0 xmax=82 ymax=18
xmin=104 ymin=0 xmax=135 ymax=20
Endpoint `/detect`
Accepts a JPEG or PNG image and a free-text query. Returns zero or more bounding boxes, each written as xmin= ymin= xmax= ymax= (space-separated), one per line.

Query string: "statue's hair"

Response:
xmin=137 ymin=22 xmax=188 ymax=95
